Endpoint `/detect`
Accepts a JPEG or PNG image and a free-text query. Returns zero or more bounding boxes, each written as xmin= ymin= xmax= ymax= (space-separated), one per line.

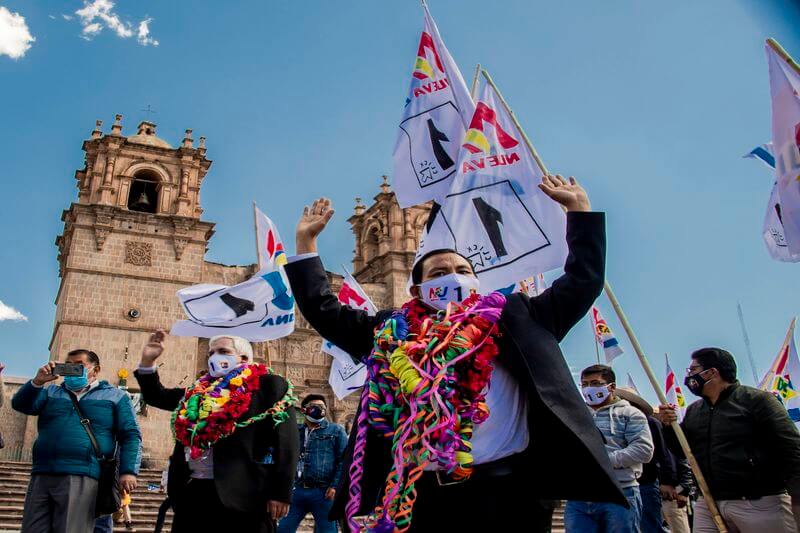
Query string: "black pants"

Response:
xmin=171 ymin=479 xmax=275 ymax=533
xmin=407 ymin=470 xmax=553 ymax=532
xmin=154 ymin=496 xmax=171 ymax=533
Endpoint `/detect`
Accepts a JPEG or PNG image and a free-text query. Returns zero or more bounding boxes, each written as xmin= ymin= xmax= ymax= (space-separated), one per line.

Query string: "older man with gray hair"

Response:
xmin=134 ymin=329 xmax=299 ymax=533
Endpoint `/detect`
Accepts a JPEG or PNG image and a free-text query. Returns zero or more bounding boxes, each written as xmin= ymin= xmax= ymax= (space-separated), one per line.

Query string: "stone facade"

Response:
xmin=6 ymin=116 xmax=429 ymax=467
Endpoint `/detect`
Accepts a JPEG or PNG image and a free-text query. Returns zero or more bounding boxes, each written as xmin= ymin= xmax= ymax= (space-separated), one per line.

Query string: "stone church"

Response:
xmin=0 ymin=116 xmax=432 ymax=466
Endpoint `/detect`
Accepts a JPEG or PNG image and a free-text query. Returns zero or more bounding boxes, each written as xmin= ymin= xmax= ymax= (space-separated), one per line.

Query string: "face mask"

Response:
xmin=305 ymin=405 xmax=325 ymax=423
xmin=582 ymin=385 xmax=612 ymax=406
xmin=684 ymin=369 xmax=712 ymax=396
xmin=64 ymin=366 xmax=89 ymax=391
xmin=207 ymin=353 xmax=241 ymax=378
xmin=418 ymin=273 xmax=480 ymax=311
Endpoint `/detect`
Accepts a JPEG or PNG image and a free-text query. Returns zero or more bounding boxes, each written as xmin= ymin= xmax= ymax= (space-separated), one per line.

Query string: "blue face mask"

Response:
xmin=63 ymin=366 xmax=89 ymax=391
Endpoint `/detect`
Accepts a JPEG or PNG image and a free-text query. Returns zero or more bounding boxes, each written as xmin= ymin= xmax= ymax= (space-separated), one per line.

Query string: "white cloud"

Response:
xmin=137 ymin=18 xmax=158 ymax=47
xmin=62 ymin=14 xmax=73 ymax=21
xmin=74 ymin=0 xmax=157 ymax=46
xmin=0 ymin=300 xmax=27 ymax=322
xmin=0 ymin=6 xmax=35 ymax=60
xmin=48 ymin=15 xmax=56 ymax=20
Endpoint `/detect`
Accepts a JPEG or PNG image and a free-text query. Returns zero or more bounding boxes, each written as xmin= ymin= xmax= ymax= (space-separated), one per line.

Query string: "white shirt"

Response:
xmin=471 ymin=360 xmax=529 ymax=464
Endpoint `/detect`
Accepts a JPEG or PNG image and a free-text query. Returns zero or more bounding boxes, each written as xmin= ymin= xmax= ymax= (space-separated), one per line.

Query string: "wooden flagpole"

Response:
xmin=604 ymin=281 xmax=728 ymax=532
xmin=473 ymin=67 xmax=727 ymax=530
xmin=470 ymin=63 xmax=481 ymax=99
xmin=767 ymin=38 xmax=800 ymax=76
xmin=252 ymin=201 xmax=261 ymax=268
xmin=480 ymin=68 xmax=550 ymax=176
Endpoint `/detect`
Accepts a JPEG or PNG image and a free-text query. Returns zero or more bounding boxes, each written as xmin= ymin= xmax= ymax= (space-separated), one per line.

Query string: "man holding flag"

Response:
xmin=284 ymin=179 xmax=625 ymax=532
xmin=660 ymin=348 xmax=800 ymax=532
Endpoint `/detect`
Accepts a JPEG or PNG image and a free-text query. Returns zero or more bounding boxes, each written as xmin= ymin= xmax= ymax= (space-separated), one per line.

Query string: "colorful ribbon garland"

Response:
xmin=346 ymin=292 xmax=506 ymax=532
xmin=171 ymin=364 xmax=296 ymax=458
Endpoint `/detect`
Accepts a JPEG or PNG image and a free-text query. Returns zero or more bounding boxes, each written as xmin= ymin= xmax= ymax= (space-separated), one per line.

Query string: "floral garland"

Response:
xmin=172 ymin=363 xmax=296 ymax=459
xmin=346 ymin=292 xmax=506 ymax=533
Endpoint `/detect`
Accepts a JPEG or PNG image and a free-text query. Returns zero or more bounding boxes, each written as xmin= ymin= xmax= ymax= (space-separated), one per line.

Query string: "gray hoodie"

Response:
xmin=591 ymin=398 xmax=654 ymax=488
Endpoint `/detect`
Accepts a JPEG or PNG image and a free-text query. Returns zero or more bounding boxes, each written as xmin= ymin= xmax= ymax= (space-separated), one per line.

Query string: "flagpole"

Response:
xmin=604 ymin=281 xmax=728 ymax=532
xmin=737 ymin=302 xmax=760 ymax=385
xmin=252 ymin=201 xmax=260 ymax=267
xmin=480 ymin=68 xmax=549 ymax=176
xmin=590 ymin=319 xmax=601 ymax=364
xmin=767 ymin=38 xmax=800 ymax=76
xmin=470 ymin=63 xmax=481 ymax=99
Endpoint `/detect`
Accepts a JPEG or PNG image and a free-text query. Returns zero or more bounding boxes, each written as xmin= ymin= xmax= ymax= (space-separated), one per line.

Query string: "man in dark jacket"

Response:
xmin=660 ymin=347 xmax=800 ymax=532
xmin=134 ymin=330 xmax=300 ymax=533
xmin=278 ymin=394 xmax=348 ymax=533
xmin=285 ymin=176 xmax=625 ymax=532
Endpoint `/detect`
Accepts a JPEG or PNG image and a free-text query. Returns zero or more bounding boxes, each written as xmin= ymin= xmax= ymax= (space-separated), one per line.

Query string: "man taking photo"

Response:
xmin=12 ymin=350 xmax=141 ymax=533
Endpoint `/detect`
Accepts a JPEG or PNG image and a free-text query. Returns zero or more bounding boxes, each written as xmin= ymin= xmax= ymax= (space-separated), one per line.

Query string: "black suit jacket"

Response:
xmin=285 ymin=211 xmax=626 ymax=518
xmin=134 ymin=369 xmax=300 ymax=514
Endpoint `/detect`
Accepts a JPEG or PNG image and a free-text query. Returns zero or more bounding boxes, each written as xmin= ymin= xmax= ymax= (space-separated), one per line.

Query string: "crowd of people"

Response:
xmin=8 ymin=180 xmax=800 ymax=532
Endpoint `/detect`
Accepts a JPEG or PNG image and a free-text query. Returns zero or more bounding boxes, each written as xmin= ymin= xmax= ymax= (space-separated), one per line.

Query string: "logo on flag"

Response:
xmin=665 ymin=355 xmax=687 ymax=419
xmin=462 ymin=102 xmax=520 ymax=155
xmin=171 ymin=209 xmax=295 ymax=341
xmin=414 ymin=77 xmax=568 ymax=292
xmin=761 ymin=320 xmax=800 ymax=425
xmin=322 ymin=271 xmax=378 ymax=399
xmin=591 ymin=306 xmax=624 ymax=364
xmin=413 ymin=32 xmax=444 ymax=82
xmin=392 ymin=5 xmax=475 ymax=207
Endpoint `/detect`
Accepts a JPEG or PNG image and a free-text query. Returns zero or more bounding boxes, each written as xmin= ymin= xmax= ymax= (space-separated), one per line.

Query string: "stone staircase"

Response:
xmin=0 ymin=461 xmax=563 ymax=531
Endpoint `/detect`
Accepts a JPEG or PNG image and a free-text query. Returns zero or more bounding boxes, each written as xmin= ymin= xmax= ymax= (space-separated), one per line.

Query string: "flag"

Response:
xmin=254 ymin=204 xmax=287 ymax=270
xmin=392 ymin=4 xmax=474 ymax=208
xmin=743 ymin=143 xmax=800 ymax=262
xmin=665 ymin=354 xmax=686 ymax=420
xmin=497 ymin=273 xmax=547 ymax=298
xmin=626 ymin=373 xmax=641 ymax=396
xmin=590 ymin=306 xmax=624 ymax=364
xmin=322 ymin=270 xmax=378 ymax=399
xmin=760 ymin=318 xmax=800 ymax=426
xmin=415 ymin=78 xmax=568 ymax=292
xmin=766 ymin=41 xmax=800 ymax=255
xmin=744 ymin=143 xmax=776 ymax=169
xmin=171 ymin=211 xmax=295 ymax=341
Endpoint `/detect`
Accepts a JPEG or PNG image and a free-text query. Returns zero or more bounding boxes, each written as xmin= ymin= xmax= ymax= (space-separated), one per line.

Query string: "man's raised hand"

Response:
xmin=140 ymin=329 xmax=167 ymax=368
xmin=32 ymin=361 xmax=59 ymax=386
xmin=538 ymin=175 xmax=591 ymax=212
xmin=296 ymin=198 xmax=335 ymax=254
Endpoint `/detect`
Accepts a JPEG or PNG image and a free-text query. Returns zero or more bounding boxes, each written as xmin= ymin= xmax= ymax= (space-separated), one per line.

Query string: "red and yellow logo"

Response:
xmin=462 ymin=102 xmax=519 ymax=155
xmin=413 ymin=32 xmax=444 ymax=81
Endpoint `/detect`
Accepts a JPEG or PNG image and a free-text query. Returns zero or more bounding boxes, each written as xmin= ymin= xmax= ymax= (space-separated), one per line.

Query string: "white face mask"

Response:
xmin=418 ymin=273 xmax=480 ymax=311
xmin=582 ymin=385 xmax=612 ymax=406
xmin=207 ymin=353 xmax=241 ymax=378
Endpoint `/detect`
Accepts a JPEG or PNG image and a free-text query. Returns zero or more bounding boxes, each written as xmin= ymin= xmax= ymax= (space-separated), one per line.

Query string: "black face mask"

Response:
xmin=305 ymin=406 xmax=325 ymax=421
xmin=684 ymin=369 xmax=712 ymax=396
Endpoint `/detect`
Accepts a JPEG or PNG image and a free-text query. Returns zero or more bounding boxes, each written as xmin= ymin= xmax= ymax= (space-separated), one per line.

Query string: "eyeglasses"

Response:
xmin=686 ymin=365 xmax=704 ymax=375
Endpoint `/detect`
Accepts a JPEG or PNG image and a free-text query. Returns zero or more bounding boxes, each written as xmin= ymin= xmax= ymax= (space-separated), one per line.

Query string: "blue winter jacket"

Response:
xmin=12 ymin=380 xmax=142 ymax=478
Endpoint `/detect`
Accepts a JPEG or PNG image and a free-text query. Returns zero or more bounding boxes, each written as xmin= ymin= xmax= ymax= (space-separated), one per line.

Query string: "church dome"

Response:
xmin=127 ymin=121 xmax=172 ymax=149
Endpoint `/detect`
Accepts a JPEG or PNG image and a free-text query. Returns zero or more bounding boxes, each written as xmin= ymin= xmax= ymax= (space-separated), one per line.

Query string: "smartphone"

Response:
xmin=53 ymin=363 xmax=84 ymax=376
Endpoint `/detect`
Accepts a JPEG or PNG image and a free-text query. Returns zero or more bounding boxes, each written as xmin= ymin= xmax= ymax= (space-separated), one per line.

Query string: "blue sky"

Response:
xmin=1 ymin=0 xmax=799 ymax=405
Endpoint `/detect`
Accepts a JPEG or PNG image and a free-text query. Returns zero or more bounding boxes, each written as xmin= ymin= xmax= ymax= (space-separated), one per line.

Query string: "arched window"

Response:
xmin=363 ymin=225 xmax=380 ymax=263
xmin=128 ymin=169 xmax=160 ymax=213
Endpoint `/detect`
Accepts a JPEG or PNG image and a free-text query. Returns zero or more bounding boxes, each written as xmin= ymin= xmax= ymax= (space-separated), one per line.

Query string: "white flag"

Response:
xmin=626 ymin=373 xmax=641 ymax=396
xmin=767 ymin=41 xmax=800 ymax=255
xmin=764 ymin=181 xmax=800 ymax=262
xmin=322 ymin=270 xmax=378 ymax=399
xmin=665 ymin=355 xmax=686 ymax=421
xmin=392 ymin=4 xmax=474 ymax=208
xmin=760 ymin=318 xmax=800 ymax=427
xmin=171 ymin=212 xmax=295 ymax=341
xmin=254 ymin=204 xmax=287 ymax=270
xmin=415 ymin=79 xmax=568 ymax=292
xmin=590 ymin=306 xmax=624 ymax=364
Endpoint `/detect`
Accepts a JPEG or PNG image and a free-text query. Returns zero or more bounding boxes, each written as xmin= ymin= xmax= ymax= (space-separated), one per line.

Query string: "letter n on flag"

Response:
xmin=323 ymin=271 xmax=377 ymax=399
